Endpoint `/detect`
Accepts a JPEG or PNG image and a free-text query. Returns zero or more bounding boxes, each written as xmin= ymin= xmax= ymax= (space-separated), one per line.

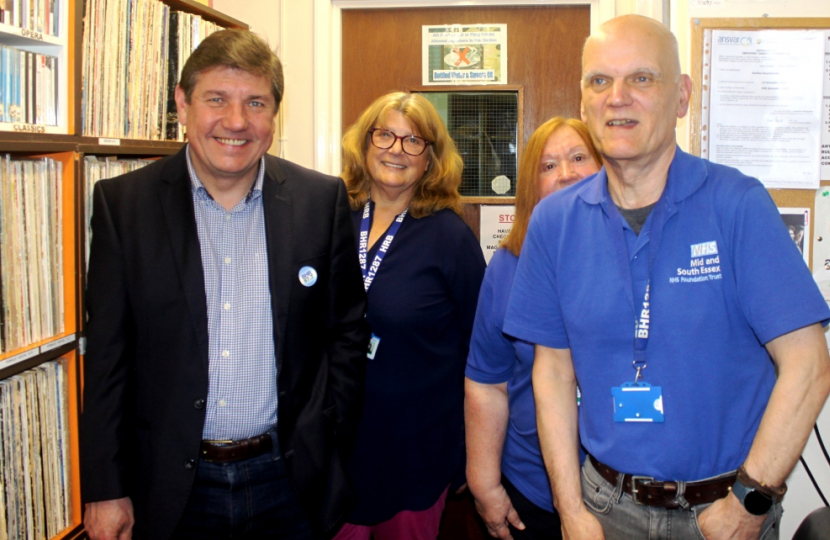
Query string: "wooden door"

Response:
xmin=342 ymin=6 xmax=590 ymax=239
xmin=342 ymin=6 xmax=589 ymax=152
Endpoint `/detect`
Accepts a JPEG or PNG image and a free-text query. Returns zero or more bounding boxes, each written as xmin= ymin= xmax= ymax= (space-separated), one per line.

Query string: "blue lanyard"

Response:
xmin=604 ymin=179 xmax=672 ymax=383
xmin=359 ymin=200 xmax=408 ymax=292
xmin=634 ymin=280 xmax=650 ymax=381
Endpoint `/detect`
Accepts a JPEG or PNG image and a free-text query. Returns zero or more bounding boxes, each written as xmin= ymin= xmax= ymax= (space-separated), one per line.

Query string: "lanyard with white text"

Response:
xmin=633 ymin=280 xmax=650 ymax=382
xmin=614 ymin=277 xmax=663 ymax=423
xmin=611 ymin=204 xmax=665 ymax=423
xmin=359 ymin=199 xmax=408 ymax=292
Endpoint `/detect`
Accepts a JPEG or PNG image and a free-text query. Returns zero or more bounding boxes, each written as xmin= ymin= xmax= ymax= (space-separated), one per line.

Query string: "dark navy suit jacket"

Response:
xmin=80 ymin=147 xmax=369 ymax=539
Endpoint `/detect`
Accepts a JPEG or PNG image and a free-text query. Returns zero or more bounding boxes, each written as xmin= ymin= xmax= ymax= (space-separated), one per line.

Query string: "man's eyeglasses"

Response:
xmin=368 ymin=128 xmax=431 ymax=156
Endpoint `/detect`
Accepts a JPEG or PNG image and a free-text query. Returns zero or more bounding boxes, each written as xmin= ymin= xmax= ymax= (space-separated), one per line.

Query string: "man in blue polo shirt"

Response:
xmin=504 ymin=14 xmax=830 ymax=540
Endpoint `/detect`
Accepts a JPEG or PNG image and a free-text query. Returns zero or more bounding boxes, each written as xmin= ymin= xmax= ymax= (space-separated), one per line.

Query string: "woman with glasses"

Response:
xmin=465 ymin=117 xmax=601 ymax=540
xmin=334 ymin=92 xmax=485 ymax=540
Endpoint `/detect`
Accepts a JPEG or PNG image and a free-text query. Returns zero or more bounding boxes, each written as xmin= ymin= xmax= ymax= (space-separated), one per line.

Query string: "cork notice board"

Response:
xmin=690 ymin=18 xmax=830 ymax=271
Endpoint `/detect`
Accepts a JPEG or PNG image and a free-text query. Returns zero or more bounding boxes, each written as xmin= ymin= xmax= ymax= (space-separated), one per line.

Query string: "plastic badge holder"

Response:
xmin=612 ymin=381 xmax=664 ymax=422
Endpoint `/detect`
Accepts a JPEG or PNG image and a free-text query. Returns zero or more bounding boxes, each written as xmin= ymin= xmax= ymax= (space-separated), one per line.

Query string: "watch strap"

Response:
xmin=737 ymin=465 xmax=787 ymax=500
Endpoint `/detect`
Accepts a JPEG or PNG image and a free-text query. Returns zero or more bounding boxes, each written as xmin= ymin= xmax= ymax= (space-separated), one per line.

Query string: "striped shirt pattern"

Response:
xmin=187 ymin=147 xmax=278 ymax=441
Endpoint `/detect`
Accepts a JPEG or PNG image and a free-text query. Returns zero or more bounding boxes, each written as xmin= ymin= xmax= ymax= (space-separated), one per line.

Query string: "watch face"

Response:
xmin=745 ymin=490 xmax=773 ymax=515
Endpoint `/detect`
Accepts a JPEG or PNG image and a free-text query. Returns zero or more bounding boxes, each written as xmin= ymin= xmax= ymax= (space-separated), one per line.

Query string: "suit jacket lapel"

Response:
xmin=158 ymin=148 xmax=210 ymax=368
xmin=263 ymin=155 xmax=292 ymax=372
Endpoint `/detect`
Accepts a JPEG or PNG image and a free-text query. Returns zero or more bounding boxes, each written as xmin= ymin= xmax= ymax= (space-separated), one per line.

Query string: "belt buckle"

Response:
xmin=203 ymin=439 xmax=233 ymax=446
xmin=631 ymin=476 xmax=655 ymax=505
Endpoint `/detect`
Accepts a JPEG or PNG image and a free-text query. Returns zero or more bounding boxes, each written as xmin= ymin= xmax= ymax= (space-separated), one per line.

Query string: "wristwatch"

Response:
xmin=731 ymin=477 xmax=773 ymax=516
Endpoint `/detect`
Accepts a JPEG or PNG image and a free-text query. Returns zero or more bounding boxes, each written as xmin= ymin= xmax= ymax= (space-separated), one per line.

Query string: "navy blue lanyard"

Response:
xmin=610 ymin=206 xmax=663 ymax=382
xmin=604 ymin=180 xmax=671 ymax=382
xmin=359 ymin=200 xmax=408 ymax=292
xmin=634 ymin=280 xmax=650 ymax=381
xmin=629 ymin=217 xmax=663 ymax=382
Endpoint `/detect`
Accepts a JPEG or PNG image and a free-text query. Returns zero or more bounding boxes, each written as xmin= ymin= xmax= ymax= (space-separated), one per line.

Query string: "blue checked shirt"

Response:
xmin=187 ymin=147 xmax=278 ymax=441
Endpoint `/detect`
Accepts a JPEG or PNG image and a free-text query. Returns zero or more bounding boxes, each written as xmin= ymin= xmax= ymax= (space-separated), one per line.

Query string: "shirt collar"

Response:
xmin=185 ymin=144 xmax=265 ymax=202
xmin=577 ymin=146 xmax=707 ymax=209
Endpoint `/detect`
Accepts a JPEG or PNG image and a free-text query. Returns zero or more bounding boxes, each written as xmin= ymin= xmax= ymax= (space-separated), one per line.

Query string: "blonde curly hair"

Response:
xmin=341 ymin=92 xmax=463 ymax=218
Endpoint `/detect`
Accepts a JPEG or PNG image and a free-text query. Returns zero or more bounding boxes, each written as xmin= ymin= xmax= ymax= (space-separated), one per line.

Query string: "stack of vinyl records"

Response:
xmin=84 ymin=156 xmax=154 ymax=267
xmin=0 ymin=0 xmax=60 ymax=37
xmin=0 ymin=45 xmax=59 ymax=126
xmin=82 ymin=0 xmax=222 ymax=140
xmin=0 ymin=155 xmax=64 ymax=355
xmin=0 ymin=359 xmax=71 ymax=538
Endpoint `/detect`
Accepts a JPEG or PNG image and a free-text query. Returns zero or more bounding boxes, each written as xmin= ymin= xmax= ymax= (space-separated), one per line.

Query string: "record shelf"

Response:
xmin=0 ymin=1 xmax=246 ymax=538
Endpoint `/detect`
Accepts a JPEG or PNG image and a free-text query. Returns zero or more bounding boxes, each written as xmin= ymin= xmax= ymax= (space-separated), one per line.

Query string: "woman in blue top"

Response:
xmin=465 ymin=117 xmax=601 ymax=540
xmin=334 ymin=92 xmax=485 ymax=540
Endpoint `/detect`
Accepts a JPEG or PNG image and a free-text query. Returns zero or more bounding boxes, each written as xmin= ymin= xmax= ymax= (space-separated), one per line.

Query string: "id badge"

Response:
xmin=612 ymin=381 xmax=664 ymax=423
xmin=367 ymin=334 xmax=380 ymax=360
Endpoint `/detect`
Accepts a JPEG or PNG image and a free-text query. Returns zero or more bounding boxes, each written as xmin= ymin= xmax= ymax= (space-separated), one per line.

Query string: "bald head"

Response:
xmin=578 ymin=14 xmax=692 ymax=174
xmin=584 ymin=15 xmax=681 ymax=82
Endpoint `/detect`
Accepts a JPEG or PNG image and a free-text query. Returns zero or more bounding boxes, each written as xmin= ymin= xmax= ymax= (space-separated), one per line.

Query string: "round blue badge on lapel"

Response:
xmin=299 ymin=266 xmax=318 ymax=287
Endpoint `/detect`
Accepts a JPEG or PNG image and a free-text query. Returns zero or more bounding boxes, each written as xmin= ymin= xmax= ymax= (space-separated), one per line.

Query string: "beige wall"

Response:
xmin=218 ymin=1 xmax=830 ymax=538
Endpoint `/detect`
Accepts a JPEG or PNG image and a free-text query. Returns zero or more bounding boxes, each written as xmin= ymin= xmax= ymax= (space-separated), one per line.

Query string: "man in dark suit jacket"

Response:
xmin=80 ymin=29 xmax=369 ymax=540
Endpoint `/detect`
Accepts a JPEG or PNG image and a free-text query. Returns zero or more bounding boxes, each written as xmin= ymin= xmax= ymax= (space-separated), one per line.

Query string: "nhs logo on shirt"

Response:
xmin=672 ymin=241 xmax=722 ymax=284
xmin=690 ymin=241 xmax=718 ymax=258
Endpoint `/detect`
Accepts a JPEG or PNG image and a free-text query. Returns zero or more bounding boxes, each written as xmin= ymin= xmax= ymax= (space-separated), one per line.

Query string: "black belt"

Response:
xmin=200 ymin=433 xmax=273 ymax=463
xmin=589 ymin=455 xmax=735 ymax=509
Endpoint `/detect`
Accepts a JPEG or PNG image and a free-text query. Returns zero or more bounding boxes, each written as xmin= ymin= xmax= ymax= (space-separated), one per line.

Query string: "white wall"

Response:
xmin=215 ymin=1 xmax=830 ymax=537
xmin=211 ymin=0 xmax=316 ymax=164
xmin=212 ymin=0 xmax=329 ymax=169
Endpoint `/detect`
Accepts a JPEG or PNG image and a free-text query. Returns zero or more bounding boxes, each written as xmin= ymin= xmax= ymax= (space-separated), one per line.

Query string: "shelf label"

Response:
xmin=0 ymin=346 xmax=41 ymax=370
xmin=20 ymin=28 xmax=44 ymax=41
xmin=40 ymin=334 xmax=76 ymax=353
xmin=98 ymin=138 xmax=121 ymax=146
xmin=13 ymin=124 xmax=46 ymax=133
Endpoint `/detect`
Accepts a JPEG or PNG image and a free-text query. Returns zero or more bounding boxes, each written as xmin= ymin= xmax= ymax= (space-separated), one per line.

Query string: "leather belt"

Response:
xmin=200 ymin=433 xmax=273 ymax=463
xmin=589 ymin=455 xmax=735 ymax=509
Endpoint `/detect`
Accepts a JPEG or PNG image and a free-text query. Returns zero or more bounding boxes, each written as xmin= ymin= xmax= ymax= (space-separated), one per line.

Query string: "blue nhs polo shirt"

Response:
xmin=504 ymin=148 xmax=829 ymax=482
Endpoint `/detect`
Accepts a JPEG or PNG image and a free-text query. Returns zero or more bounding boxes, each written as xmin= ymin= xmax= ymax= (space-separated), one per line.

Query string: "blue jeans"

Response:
xmin=171 ymin=429 xmax=314 ymax=540
xmin=582 ymin=457 xmax=782 ymax=540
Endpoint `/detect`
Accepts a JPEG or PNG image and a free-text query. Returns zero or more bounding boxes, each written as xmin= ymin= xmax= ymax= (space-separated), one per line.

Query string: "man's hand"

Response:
xmin=560 ymin=507 xmax=605 ymax=540
xmin=471 ymin=483 xmax=524 ymax=540
xmin=85 ymin=497 xmax=135 ymax=540
xmin=696 ymin=492 xmax=765 ymax=540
